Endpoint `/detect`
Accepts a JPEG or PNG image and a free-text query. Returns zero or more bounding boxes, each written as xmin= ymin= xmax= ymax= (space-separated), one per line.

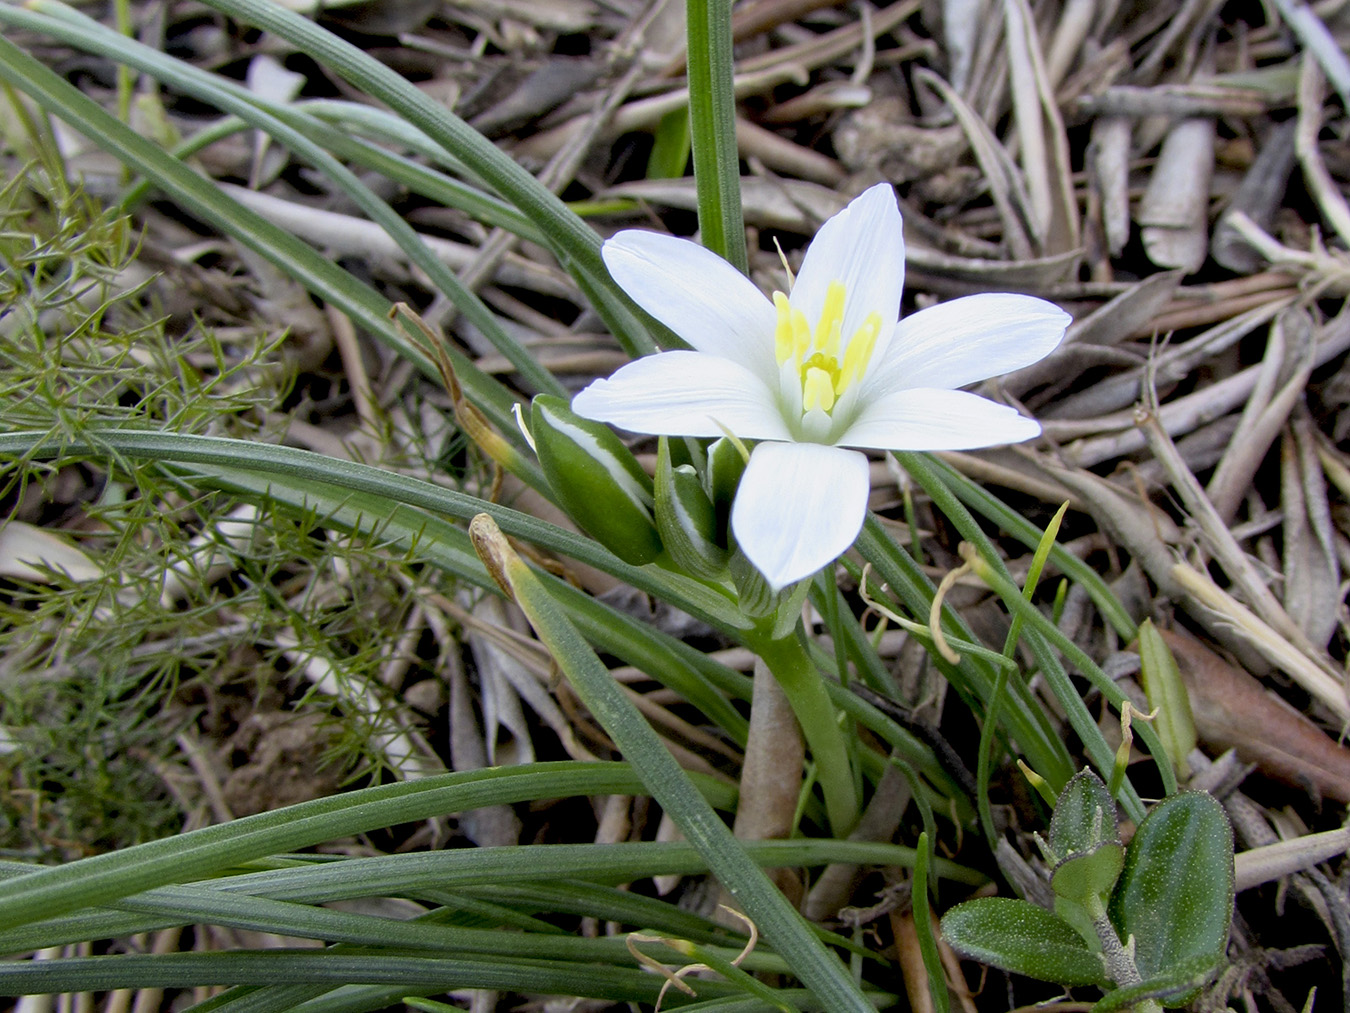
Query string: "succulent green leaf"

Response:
xmin=655 ymin=437 xmax=727 ymax=580
xmin=1109 ymin=791 xmax=1234 ymax=1003
xmin=1137 ymin=619 xmax=1198 ymax=777
xmin=940 ymin=897 xmax=1109 ymax=987
xmin=531 ymin=396 xmax=662 ymax=565
xmin=1048 ymin=769 xmax=1121 ymax=862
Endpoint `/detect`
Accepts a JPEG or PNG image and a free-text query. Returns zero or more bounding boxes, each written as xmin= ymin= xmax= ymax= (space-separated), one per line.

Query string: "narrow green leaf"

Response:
xmin=138 ymin=840 xmax=977 ymax=903
xmin=179 ymin=985 xmax=331 ymax=1013
xmin=191 ymin=0 xmax=659 ymax=357
xmin=685 ymin=0 xmax=747 ymax=272
xmin=901 ymin=453 xmax=1179 ymax=817
xmin=4 ymin=0 xmax=565 ymax=399
xmin=978 ymin=502 xmax=1071 ymax=846
xmin=0 ymin=950 xmax=742 ymax=1003
xmin=894 ymin=453 xmax=1169 ymax=816
xmin=0 ymin=764 xmax=688 ymax=932
xmin=912 ymin=833 xmax=949 ymax=1013
xmin=917 ymin=454 xmax=1138 ymax=641
xmin=855 ymin=513 xmax=1075 ymax=791
xmin=649 ymin=108 xmax=692 ymax=179
xmin=940 ymin=897 xmax=1109 ymax=987
xmin=0 ymin=28 xmax=529 ymax=443
xmin=0 ymin=429 xmax=747 ymax=631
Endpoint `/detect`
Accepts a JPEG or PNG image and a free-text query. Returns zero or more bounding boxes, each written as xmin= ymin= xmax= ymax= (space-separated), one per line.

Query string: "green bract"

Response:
xmin=530 ymin=395 xmax=662 ymax=566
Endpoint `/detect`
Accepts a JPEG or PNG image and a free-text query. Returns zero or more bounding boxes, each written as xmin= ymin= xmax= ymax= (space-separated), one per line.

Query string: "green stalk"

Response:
xmin=470 ymin=515 xmax=876 ymax=1013
xmin=750 ymin=631 xmax=860 ymax=835
xmin=686 ymin=0 xmax=748 ymax=272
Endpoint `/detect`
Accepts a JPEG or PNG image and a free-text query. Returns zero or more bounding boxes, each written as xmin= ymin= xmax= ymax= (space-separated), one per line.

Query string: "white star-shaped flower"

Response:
xmin=573 ymin=184 xmax=1069 ymax=590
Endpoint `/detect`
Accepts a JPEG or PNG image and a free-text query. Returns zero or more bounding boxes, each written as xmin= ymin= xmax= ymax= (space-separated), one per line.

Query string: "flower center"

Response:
xmin=773 ymin=280 xmax=882 ymax=415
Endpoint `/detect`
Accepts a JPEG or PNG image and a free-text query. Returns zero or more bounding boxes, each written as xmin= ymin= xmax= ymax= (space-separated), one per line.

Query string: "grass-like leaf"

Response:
xmin=686 ymin=0 xmax=748 ymax=272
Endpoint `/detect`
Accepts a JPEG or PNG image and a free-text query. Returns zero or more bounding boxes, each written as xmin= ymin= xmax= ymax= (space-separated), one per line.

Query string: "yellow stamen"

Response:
xmin=803 ymin=351 xmax=841 ymax=392
xmin=817 ymin=281 xmax=846 ymax=360
xmin=773 ymin=291 xmax=793 ymax=365
xmin=838 ymin=312 xmax=882 ymax=391
xmin=791 ymin=304 xmax=812 ymax=361
xmin=775 ymin=278 xmax=879 ymax=425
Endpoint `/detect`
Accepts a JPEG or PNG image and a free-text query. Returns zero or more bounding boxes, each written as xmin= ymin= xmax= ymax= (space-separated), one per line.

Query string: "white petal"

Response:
xmin=572 ymin=350 xmax=792 ymax=441
xmin=602 ymin=231 xmax=777 ymax=378
xmin=731 ymin=442 xmax=871 ymax=590
xmin=838 ymin=388 xmax=1042 ymax=450
xmin=865 ymin=293 xmax=1069 ymax=394
xmin=790 ymin=183 xmax=905 ymax=348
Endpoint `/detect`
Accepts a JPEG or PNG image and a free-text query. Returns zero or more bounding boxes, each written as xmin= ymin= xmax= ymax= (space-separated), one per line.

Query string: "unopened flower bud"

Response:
xmin=654 ymin=437 xmax=727 ymax=581
xmin=531 ymin=395 xmax=662 ymax=565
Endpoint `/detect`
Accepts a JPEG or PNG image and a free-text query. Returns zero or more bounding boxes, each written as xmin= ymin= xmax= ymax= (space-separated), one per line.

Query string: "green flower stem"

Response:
xmin=1085 ymin=895 xmax=1164 ymax=1013
xmin=750 ymin=629 xmax=861 ymax=835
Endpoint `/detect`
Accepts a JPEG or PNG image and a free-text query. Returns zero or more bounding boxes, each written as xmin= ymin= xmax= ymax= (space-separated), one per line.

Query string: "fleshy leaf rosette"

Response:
xmin=573 ymin=184 xmax=1070 ymax=590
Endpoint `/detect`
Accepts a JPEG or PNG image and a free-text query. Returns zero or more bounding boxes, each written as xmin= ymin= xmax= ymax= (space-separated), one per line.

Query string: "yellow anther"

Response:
xmin=773 ymin=291 xmax=794 ymax=366
xmin=817 ymin=281 xmax=846 ymax=357
xmin=777 ymin=278 xmax=876 ymax=421
xmin=802 ymin=366 xmax=836 ymax=412
xmin=791 ymin=305 xmax=812 ymax=361
xmin=838 ymin=312 xmax=882 ymax=392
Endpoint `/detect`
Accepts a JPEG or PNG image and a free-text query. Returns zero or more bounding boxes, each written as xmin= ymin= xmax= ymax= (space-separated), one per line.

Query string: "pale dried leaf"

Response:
xmin=1089 ymin=116 xmax=1132 ymax=256
xmin=0 ymin=521 xmax=101 ymax=584
xmin=1212 ymin=121 xmax=1298 ymax=274
xmin=1139 ymin=117 xmax=1215 ymax=273
xmin=1002 ymin=0 xmax=1079 ymax=257
xmin=1281 ymin=410 xmax=1342 ymax=647
xmin=1206 ymin=306 xmax=1316 ymax=523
